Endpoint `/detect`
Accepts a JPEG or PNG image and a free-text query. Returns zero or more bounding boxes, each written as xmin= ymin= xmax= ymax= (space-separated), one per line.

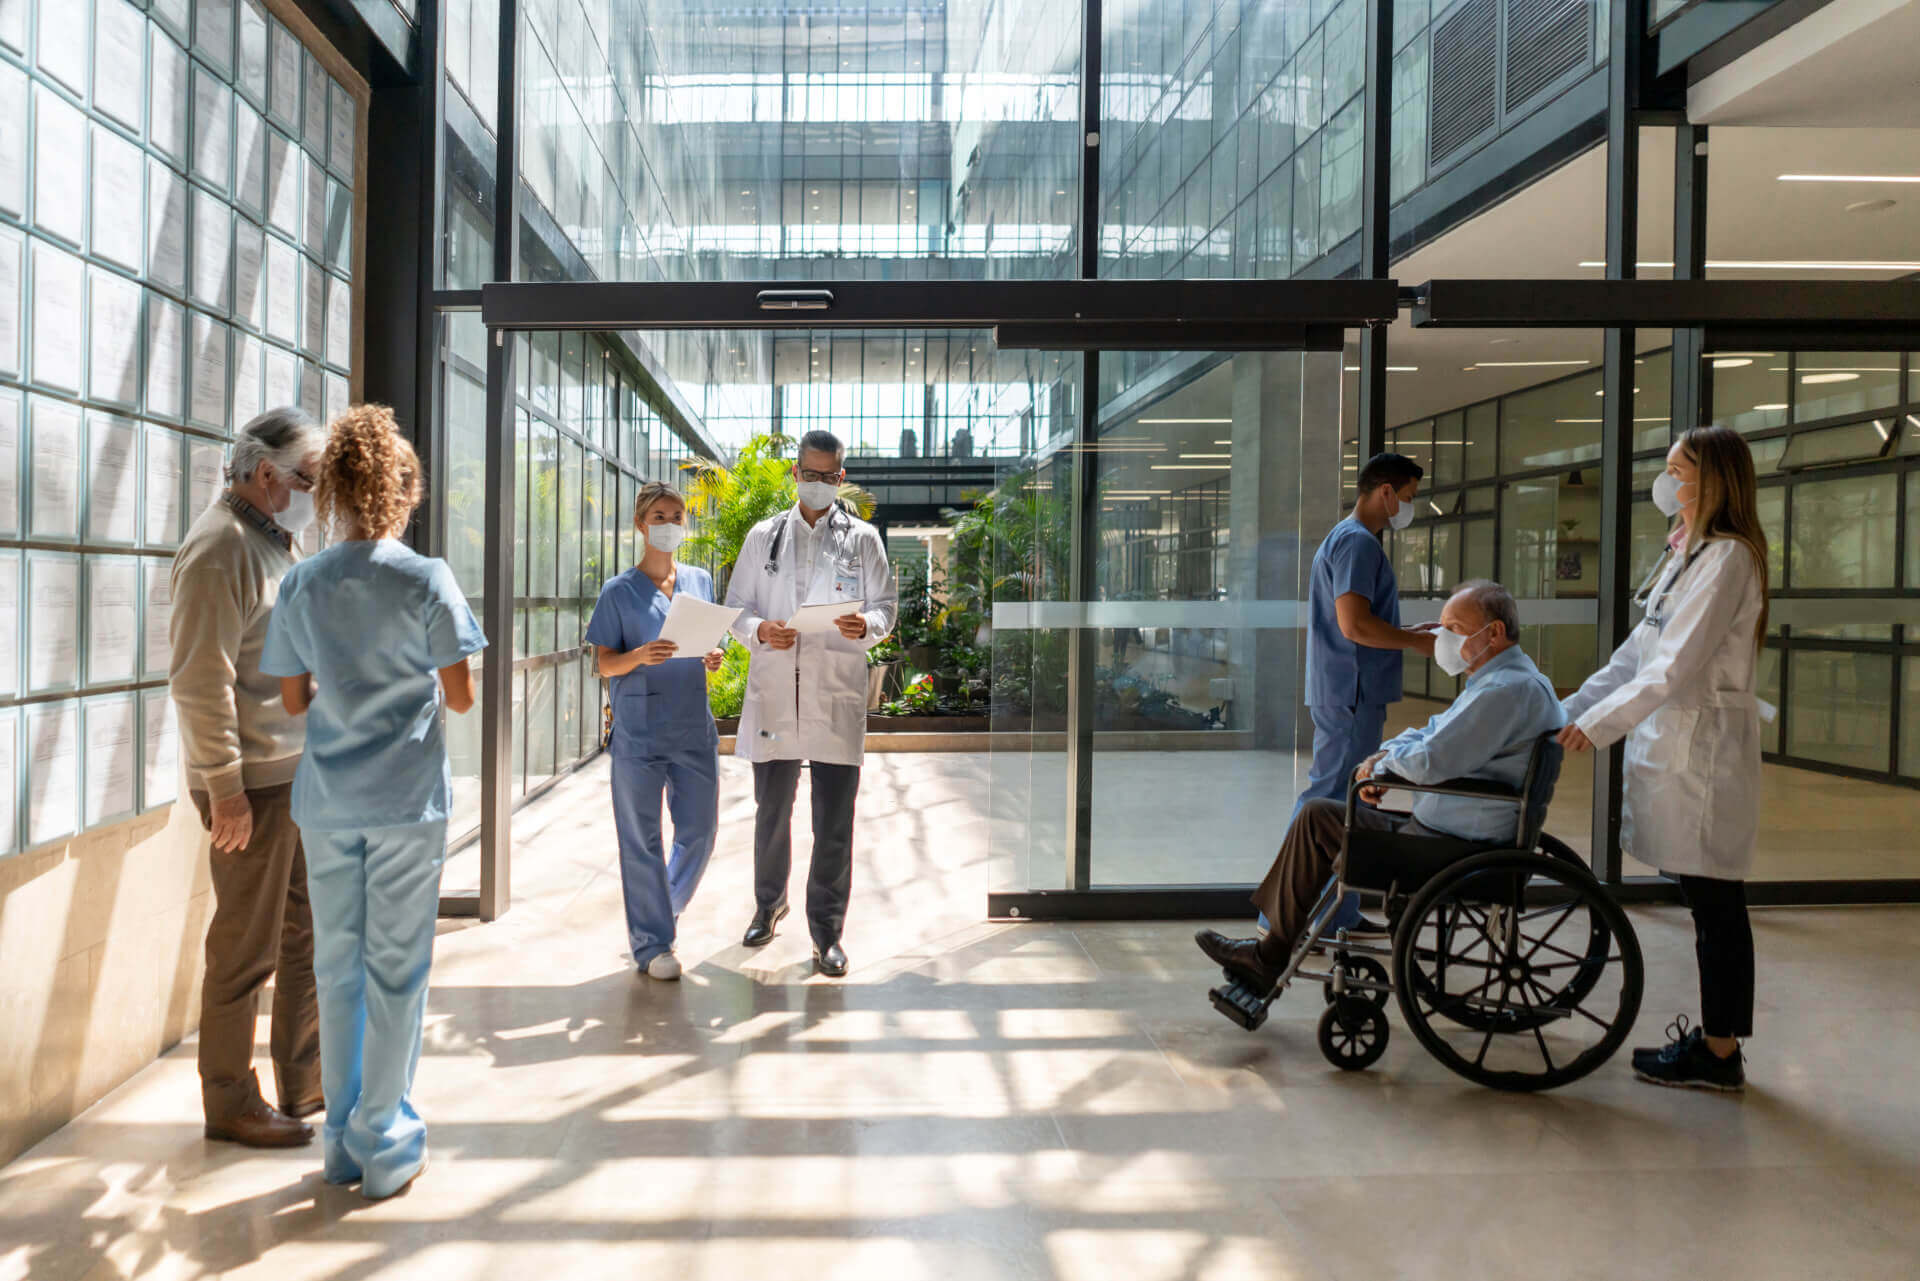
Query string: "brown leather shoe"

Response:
xmin=280 ymin=1093 xmax=326 ymax=1120
xmin=205 ymin=1100 xmax=315 ymax=1148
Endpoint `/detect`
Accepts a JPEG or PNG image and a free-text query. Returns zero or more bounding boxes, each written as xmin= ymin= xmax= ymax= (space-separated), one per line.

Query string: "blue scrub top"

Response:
xmin=586 ymin=564 xmax=718 ymax=758
xmin=260 ymin=540 xmax=488 ymax=832
xmin=1304 ymin=515 xmax=1402 ymax=707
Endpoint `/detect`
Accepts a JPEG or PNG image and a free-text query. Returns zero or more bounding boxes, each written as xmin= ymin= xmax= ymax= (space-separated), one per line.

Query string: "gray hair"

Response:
xmin=796 ymin=429 xmax=845 ymax=465
xmin=1451 ymin=579 xmax=1521 ymax=643
xmin=227 ymin=407 xmax=324 ymax=484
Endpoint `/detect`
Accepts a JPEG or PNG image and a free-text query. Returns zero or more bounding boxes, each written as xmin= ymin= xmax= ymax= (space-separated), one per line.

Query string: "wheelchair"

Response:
xmin=1208 ymin=733 xmax=1644 ymax=1092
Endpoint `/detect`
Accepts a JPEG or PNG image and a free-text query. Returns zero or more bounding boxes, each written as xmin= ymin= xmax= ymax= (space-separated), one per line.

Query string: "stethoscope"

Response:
xmin=763 ymin=504 xmax=848 ymax=575
xmin=1633 ymin=541 xmax=1707 ymax=624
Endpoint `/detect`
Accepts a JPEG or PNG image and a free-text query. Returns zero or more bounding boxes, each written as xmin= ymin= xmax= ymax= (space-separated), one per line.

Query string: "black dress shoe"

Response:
xmin=814 ymin=942 xmax=849 ymax=977
xmin=743 ymin=901 xmax=788 ymax=948
xmin=1194 ymin=929 xmax=1281 ymax=993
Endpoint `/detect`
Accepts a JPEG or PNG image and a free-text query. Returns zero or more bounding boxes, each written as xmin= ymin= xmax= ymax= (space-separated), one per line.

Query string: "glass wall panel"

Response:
xmin=1789 ymin=473 xmax=1897 ymax=590
xmin=1707 ymin=349 xmax=1788 ymax=434
xmin=1500 ymin=371 xmax=1602 ymax=472
xmin=1793 ymin=352 xmax=1903 ymax=423
xmin=1787 ymin=650 xmax=1892 ymax=772
xmin=1902 ymin=658 xmax=1920 ymax=780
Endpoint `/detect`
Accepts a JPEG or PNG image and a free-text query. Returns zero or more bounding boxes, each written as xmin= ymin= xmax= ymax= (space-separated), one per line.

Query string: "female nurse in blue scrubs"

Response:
xmin=587 ymin=481 xmax=726 ymax=981
xmin=261 ymin=405 xmax=487 ymax=1200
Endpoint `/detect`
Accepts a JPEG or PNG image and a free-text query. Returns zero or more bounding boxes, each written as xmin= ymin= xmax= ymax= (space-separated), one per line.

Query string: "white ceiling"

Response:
xmin=1689 ymin=0 xmax=1920 ymax=128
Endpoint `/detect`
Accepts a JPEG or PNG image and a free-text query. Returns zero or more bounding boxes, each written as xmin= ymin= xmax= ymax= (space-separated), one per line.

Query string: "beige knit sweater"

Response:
xmin=168 ymin=500 xmax=306 ymax=800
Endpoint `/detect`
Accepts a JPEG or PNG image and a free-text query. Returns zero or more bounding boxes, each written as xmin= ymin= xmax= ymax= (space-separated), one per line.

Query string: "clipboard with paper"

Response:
xmin=788 ymin=599 xmax=865 ymax=634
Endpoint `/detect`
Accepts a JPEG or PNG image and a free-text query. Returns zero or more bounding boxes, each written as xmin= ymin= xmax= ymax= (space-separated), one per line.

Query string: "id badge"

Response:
xmin=833 ymin=559 xmax=860 ymax=599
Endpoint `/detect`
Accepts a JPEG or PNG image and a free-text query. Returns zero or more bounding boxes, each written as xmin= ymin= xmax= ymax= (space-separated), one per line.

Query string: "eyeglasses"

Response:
xmin=289 ymin=468 xmax=317 ymax=491
xmin=797 ymin=468 xmax=843 ymax=484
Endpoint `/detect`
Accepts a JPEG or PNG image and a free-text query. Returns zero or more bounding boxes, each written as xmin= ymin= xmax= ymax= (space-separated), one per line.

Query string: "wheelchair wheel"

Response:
xmin=1532 ymin=833 xmax=1613 ymax=1015
xmin=1317 ymin=998 xmax=1389 ymax=1071
xmin=1392 ymin=849 xmax=1642 ymax=1092
xmin=1322 ymin=953 xmax=1390 ymax=1011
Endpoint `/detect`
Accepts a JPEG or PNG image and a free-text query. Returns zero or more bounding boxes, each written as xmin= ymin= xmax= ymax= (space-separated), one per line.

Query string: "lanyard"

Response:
xmin=765 ymin=505 xmax=841 ymax=574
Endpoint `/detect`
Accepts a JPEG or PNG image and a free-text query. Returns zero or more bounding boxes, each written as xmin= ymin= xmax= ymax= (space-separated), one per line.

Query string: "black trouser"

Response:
xmin=1675 ymin=874 xmax=1754 ymax=1039
xmin=752 ymin=760 xmax=860 ymax=949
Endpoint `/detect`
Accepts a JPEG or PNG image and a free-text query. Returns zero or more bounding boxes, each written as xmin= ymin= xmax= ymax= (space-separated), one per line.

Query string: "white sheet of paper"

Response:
xmin=144 ymin=429 xmax=183 ymax=547
xmin=142 ymin=557 xmax=174 ymax=673
xmin=146 ymin=295 xmax=185 ymax=420
xmin=31 ymin=88 xmax=86 ymax=246
xmin=323 ymin=371 xmax=346 ymax=423
xmin=0 ymin=64 xmax=25 ymax=218
xmin=194 ymin=0 xmax=234 ymax=74
xmin=326 ymin=273 xmax=350 ymax=368
xmin=788 ymin=599 xmax=865 ymax=634
xmin=90 ymin=127 xmax=147 ymax=274
xmin=234 ymin=99 xmax=266 ymax=216
xmin=143 ymin=689 xmax=179 ymax=808
xmin=191 ymin=189 xmax=232 ymax=311
xmin=189 ymin=312 xmax=229 ymax=428
xmin=29 ymin=240 xmax=84 ymax=393
xmin=87 ymin=416 xmax=140 ymax=544
xmin=302 ymin=155 xmax=326 ymax=255
xmin=303 ymin=54 xmax=328 ymax=154
xmin=149 ymin=28 xmax=189 ymax=163
xmin=0 ymin=225 xmax=20 ymax=378
xmin=188 ymin=441 xmax=225 ymax=516
xmin=27 ymin=702 xmax=79 ymax=846
xmin=29 ymin=399 xmax=80 ymax=540
xmin=0 ymin=555 xmax=17 ymax=696
xmin=192 ymin=70 xmax=232 ymax=194
xmin=0 ymin=391 xmax=17 ymax=534
xmin=86 ymin=696 xmax=138 ymax=825
xmin=238 ymin=0 xmax=268 ymax=104
xmin=656 ymin=595 xmax=744 ymax=656
xmin=28 ymin=555 xmax=79 ymax=690
xmin=88 ymin=268 xmax=144 ymax=408
xmin=264 ymin=344 xmax=296 ymax=407
xmin=269 ymin=20 xmax=299 ymax=126
xmin=267 ymin=129 xmax=300 ymax=236
xmin=94 ymin=0 xmax=148 ymax=132
xmin=0 ymin=0 xmax=23 ymax=52
xmin=298 ymin=358 xmax=321 ymax=418
xmin=326 ymin=179 xmax=350 ymax=271
xmin=148 ymin=158 xmax=189 ymax=295
xmin=234 ymin=218 xmax=265 ymax=330
xmin=0 ymin=712 xmax=15 ymax=853
xmin=302 ymin=257 xmax=324 ymax=356
xmin=266 ymin=234 xmax=298 ymax=341
xmin=329 ymin=80 xmax=355 ymax=175
xmin=232 ymin=333 xmax=264 ymax=425
xmin=88 ymin=558 xmax=139 ymax=684
xmin=34 ymin=0 xmax=89 ymax=96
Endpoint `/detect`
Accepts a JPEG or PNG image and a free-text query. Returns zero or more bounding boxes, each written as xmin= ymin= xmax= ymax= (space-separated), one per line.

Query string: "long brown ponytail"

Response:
xmin=1679 ymin=425 xmax=1769 ymax=646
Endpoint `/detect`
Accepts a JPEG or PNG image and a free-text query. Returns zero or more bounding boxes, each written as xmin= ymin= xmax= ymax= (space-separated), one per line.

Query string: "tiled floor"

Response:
xmin=3 ymin=754 xmax=1917 ymax=1280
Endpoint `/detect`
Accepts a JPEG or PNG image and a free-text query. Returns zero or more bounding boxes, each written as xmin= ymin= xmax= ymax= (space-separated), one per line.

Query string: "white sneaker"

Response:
xmin=644 ymin=952 xmax=682 ymax=981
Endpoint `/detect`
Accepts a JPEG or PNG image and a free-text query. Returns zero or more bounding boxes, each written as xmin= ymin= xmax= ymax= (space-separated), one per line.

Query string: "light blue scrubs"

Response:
xmin=1293 ymin=516 xmax=1403 ymax=928
xmin=261 ymin=540 xmax=486 ymax=1199
xmin=586 ymin=565 xmax=721 ymax=967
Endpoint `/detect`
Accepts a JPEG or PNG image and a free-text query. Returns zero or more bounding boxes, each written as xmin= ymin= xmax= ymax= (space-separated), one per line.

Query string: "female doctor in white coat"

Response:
xmin=1558 ymin=425 xmax=1769 ymax=1092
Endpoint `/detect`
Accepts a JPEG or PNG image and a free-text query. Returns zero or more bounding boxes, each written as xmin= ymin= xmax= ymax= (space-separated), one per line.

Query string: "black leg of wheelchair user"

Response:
xmin=1205 ymin=734 xmax=1645 ymax=1092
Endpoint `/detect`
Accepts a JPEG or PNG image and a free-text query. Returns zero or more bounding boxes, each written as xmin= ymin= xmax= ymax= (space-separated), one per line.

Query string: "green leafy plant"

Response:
xmin=707 ymin=643 xmax=750 ymax=719
xmin=878 ymin=673 xmax=940 ymax=717
xmin=682 ymin=434 xmax=879 ymax=598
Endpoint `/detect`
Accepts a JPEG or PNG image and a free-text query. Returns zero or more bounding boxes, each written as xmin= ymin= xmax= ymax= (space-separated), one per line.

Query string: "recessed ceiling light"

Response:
xmin=1712 ymin=358 xmax=1753 ymax=369
xmin=1488 ymin=337 xmax=1520 ymax=346
xmin=1341 ymin=365 xmax=1418 ymax=372
xmin=1475 ymin=360 xmax=1591 ymax=368
xmin=1138 ymin=417 xmax=1230 ymax=424
xmin=1752 ymin=403 xmax=1788 ymax=412
xmin=1801 ymin=372 xmax=1860 ymax=384
xmin=1845 ymin=199 xmax=1898 ymax=215
xmin=1149 ymin=464 xmax=1229 ymax=471
xmin=1579 ymin=258 xmax=1920 ymax=271
xmin=1777 ymin=173 xmax=1920 ymax=184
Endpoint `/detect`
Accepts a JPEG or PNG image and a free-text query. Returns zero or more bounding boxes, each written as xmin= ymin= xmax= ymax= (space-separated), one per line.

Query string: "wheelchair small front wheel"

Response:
xmin=1322 ymin=953 xmax=1390 ymax=1011
xmin=1317 ymin=998 xmax=1389 ymax=1071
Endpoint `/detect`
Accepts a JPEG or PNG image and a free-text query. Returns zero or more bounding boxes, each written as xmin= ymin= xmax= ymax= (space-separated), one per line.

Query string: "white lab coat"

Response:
xmin=1562 ymin=538 xmax=1765 ymax=881
xmin=725 ymin=504 xmax=898 ymax=766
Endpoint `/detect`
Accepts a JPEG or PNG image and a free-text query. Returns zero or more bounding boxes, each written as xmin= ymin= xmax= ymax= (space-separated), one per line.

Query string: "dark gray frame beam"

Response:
xmin=1670 ymin=124 xmax=1709 ymax=433
xmin=1066 ymin=0 xmax=1104 ymax=894
xmin=479 ymin=279 xmax=1402 ymax=334
xmin=477 ymin=0 xmax=521 ymax=923
xmin=1356 ymin=0 xmax=1395 ymax=462
xmin=1411 ymin=279 xmax=1920 ymax=328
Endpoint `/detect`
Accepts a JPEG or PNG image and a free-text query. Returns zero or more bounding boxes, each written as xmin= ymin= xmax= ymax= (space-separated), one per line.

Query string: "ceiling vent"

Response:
xmin=1505 ymin=0 xmax=1592 ymax=115
xmin=1429 ymin=0 xmax=1499 ymax=171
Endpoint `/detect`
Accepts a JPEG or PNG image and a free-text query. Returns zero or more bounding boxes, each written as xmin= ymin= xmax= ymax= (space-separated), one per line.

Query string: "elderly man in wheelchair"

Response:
xmin=1197 ymin=579 xmax=1644 ymax=1091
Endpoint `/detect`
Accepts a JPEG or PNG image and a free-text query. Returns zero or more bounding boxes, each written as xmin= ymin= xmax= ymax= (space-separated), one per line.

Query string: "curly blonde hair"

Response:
xmin=316 ymin=404 xmax=423 ymax=540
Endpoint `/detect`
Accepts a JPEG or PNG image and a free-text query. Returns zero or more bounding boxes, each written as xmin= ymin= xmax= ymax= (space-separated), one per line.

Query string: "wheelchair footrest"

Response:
xmin=1209 ymin=980 xmax=1272 ymax=1031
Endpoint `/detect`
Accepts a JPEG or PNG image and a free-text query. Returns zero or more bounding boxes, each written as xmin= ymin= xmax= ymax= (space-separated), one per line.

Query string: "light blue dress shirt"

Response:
xmin=1376 ymin=645 xmax=1567 ymax=842
xmin=1305 ymin=516 xmax=1403 ymax=707
xmin=261 ymin=540 xmax=488 ymax=832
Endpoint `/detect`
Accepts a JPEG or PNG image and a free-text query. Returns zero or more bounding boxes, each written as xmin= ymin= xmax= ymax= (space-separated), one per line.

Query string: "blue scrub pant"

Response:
xmin=303 ymin=819 xmax=446 ymax=1200
xmin=610 ymin=743 xmax=720 ymax=966
xmin=1272 ymin=703 xmax=1389 ymax=931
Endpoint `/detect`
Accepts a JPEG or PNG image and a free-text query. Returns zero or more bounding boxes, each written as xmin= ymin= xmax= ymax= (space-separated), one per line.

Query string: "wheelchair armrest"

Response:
xmin=1346 ymin=771 xmax=1524 ymax=808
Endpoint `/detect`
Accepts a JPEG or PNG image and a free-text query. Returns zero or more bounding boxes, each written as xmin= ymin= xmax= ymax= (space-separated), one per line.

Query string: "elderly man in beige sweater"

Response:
xmin=170 ymin=407 xmax=328 ymax=1148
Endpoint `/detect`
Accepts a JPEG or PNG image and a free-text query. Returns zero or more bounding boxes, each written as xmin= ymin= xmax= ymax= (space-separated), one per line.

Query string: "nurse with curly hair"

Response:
xmin=261 ymin=404 xmax=487 ymax=1199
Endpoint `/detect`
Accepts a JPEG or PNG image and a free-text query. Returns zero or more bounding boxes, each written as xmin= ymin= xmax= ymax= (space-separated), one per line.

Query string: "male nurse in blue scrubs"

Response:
xmin=1297 ymin=452 xmax=1437 ymax=932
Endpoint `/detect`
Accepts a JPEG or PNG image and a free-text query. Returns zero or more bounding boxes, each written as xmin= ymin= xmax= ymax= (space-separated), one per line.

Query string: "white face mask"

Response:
xmin=1387 ymin=490 xmax=1416 ymax=531
xmin=1651 ymin=470 xmax=1692 ymax=518
xmin=276 ymin=489 xmax=316 ymax=534
xmin=796 ymin=480 xmax=840 ymax=512
xmin=645 ymin=522 xmax=687 ymax=554
xmin=1434 ymin=622 xmax=1492 ymax=677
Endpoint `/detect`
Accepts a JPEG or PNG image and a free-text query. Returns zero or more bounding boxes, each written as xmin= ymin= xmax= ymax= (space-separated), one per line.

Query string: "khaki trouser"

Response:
xmin=190 ymin=784 xmax=321 ymax=1122
xmin=1252 ymin=799 xmax=1436 ymax=954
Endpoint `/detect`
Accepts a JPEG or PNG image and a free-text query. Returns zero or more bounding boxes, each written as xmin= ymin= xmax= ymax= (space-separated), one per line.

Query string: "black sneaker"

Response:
xmin=1632 ymin=1015 xmax=1745 ymax=1092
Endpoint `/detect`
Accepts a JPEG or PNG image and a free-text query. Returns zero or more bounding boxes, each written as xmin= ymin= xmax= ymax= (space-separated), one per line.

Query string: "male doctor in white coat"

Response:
xmin=726 ymin=430 xmax=898 ymax=977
